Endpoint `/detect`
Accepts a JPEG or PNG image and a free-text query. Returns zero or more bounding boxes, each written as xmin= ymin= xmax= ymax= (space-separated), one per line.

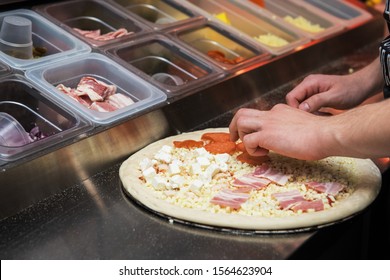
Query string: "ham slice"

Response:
xmin=290 ymin=199 xmax=324 ymax=212
xmin=89 ymin=101 xmax=118 ymax=112
xmin=76 ymin=76 xmax=117 ymax=102
xmin=272 ymin=190 xmax=305 ymax=210
xmin=210 ymin=189 xmax=250 ymax=209
xmin=107 ymin=93 xmax=134 ymax=108
xmin=305 ymin=181 xmax=345 ymax=196
xmin=73 ymin=27 xmax=133 ymax=41
xmin=253 ymin=164 xmax=291 ymax=185
xmin=232 ymin=174 xmax=271 ymax=190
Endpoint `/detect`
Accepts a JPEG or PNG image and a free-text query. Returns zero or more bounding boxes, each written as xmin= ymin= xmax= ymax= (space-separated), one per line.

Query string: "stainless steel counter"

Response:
xmin=0 ymin=5 xmax=387 ymax=259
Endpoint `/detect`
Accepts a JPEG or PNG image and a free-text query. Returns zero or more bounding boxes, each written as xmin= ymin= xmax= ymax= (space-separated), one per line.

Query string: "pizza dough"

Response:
xmin=119 ymin=128 xmax=382 ymax=232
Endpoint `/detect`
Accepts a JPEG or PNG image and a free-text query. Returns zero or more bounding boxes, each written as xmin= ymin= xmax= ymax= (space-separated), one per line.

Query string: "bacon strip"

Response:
xmin=76 ymin=77 xmax=116 ymax=101
xmin=232 ymin=174 xmax=271 ymax=190
xmin=272 ymin=190 xmax=305 ymax=210
xmin=210 ymin=189 xmax=250 ymax=209
xmin=253 ymin=164 xmax=291 ymax=185
xmin=305 ymin=181 xmax=345 ymax=196
xmin=290 ymin=199 xmax=324 ymax=213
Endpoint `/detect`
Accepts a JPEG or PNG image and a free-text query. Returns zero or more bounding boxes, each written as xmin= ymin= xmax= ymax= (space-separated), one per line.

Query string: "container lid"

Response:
xmin=25 ymin=53 xmax=167 ymax=126
xmin=0 ymin=9 xmax=91 ymax=70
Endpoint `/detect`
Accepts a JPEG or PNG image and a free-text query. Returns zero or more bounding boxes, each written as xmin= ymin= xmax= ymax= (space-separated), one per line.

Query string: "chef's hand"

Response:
xmin=229 ymin=105 xmax=333 ymax=161
xmin=286 ymin=74 xmax=366 ymax=113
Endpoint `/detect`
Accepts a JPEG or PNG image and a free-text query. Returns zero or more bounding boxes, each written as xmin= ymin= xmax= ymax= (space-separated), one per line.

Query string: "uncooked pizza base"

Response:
xmin=119 ymin=128 xmax=382 ymax=231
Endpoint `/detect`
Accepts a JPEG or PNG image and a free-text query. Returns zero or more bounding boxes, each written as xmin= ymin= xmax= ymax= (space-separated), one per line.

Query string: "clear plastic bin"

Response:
xmin=25 ymin=53 xmax=167 ymax=126
xmin=0 ymin=74 xmax=91 ymax=164
xmin=170 ymin=21 xmax=271 ymax=72
xmin=293 ymin=0 xmax=372 ymax=28
xmin=0 ymin=9 xmax=91 ymax=70
xmin=106 ymin=0 xmax=204 ymax=30
xmin=105 ymin=34 xmax=224 ymax=100
xmin=243 ymin=0 xmax=344 ymax=40
xmin=181 ymin=0 xmax=310 ymax=55
xmin=34 ymin=0 xmax=151 ymax=49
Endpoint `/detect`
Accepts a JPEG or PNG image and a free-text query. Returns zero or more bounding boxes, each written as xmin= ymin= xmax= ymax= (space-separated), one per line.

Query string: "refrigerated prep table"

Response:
xmin=0 ymin=0 xmax=388 ymax=259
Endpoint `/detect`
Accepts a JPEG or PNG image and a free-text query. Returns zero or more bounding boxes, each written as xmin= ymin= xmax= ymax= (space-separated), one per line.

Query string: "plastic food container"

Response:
xmin=292 ymin=0 xmax=372 ymax=28
xmin=244 ymin=0 xmax=344 ymax=40
xmin=180 ymin=0 xmax=309 ymax=55
xmin=0 ymin=112 xmax=31 ymax=147
xmin=25 ymin=53 xmax=167 ymax=126
xmin=0 ymin=9 xmax=90 ymax=70
xmin=0 ymin=75 xmax=91 ymax=164
xmin=105 ymin=34 xmax=224 ymax=100
xmin=34 ymin=0 xmax=151 ymax=49
xmin=170 ymin=20 xmax=271 ymax=73
xmin=106 ymin=0 xmax=204 ymax=31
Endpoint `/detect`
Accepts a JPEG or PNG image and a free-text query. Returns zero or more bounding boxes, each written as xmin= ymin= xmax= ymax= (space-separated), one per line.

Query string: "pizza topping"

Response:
xmin=305 ymin=181 xmax=346 ymax=196
xmin=253 ymin=164 xmax=291 ymax=185
xmin=236 ymin=152 xmax=270 ymax=166
xmin=204 ymin=141 xmax=237 ymax=155
xmin=232 ymin=174 xmax=271 ymax=190
xmin=291 ymin=199 xmax=324 ymax=213
xmin=201 ymin=132 xmax=231 ymax=143
xmin=210 ymin=188 xmax=250 ymax=209
xmin=272 ymin=190 xmax=306 ymax=210
xmin=173 ymin=140 xmax=204 ymax=149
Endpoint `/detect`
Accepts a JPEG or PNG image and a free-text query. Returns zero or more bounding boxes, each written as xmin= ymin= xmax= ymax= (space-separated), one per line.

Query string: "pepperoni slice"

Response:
xmin=201 ymin=132 xmax=231 ymax=143
xmin=236 ymin=152 xmax=270 ymax=166
xmin=235 ymin=142 xmax=246 ymax=153
xmin=173 ymin=140 xmax=204 ymax=149
xmin=204 ymin=141 xmax=236 ymax=155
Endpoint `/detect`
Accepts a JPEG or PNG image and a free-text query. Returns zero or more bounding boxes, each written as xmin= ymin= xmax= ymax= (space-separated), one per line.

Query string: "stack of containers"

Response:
xmin=0 ymin=9 xmax=94 ymax=164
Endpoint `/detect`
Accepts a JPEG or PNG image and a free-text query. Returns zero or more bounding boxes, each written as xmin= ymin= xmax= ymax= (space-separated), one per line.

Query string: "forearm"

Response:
xmin=350 ymin=57 xmax=384 ymax=101
xmin=322 ymin=98 xmax=390 ymax=159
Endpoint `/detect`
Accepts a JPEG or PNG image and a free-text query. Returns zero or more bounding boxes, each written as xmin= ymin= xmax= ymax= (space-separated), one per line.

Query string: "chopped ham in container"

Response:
xmin=73 ymin=27 xmax=133 ymax=41
xmin=56 ymin=77 xmax=135 ymax=112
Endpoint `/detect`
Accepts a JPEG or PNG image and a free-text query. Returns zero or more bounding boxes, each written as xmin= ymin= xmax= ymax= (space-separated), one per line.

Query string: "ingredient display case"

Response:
xmin=105 ymin=0 xmax=204 ymax=31
xmin=0 ymin=9 xmax=91 ymax=70
xmin=293 ymin=0 xmax=373 ymax=28
xmin=180 ymin=0 xmax=310 ymax=56
xmin=0 ymin=74 xmax=91 ymax=165
xmin=242 ymin=0 xmax=344 ymax=40
xmin=105 ymin=34 xmax=224 ymax=100
xmin=169 ymin=20 xmax=271 ymax=73
xmin=26 ymin=53 xmax=167 ymax=126
xmin=34 ymin=0 xmax=151 ymax=49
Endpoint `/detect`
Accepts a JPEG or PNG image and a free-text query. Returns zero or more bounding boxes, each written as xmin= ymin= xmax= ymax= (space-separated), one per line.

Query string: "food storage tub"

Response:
xmin=180 ymin=0 xmax=309 ymax=55
xmin=291 ymin=0 xmax=372 ymax=28
xmin=106 ymin=0 xmax=204 ymax=31
xmin=34 ymin=0 xmax=151 ymax=49
xmin=241 ymin=0 xmax=344 ymax=40
xmin=0 ymin=9 xmax=90 ymax=71
xmin=0 ymin=74 xmax=91 ymax=165
xmin=105 ymin=34 xmax=224 ymax=100
xmin=25 ymin=53 xmax=167 ymax=126
xmin=169 ymin=20 xmax=271 ymax=74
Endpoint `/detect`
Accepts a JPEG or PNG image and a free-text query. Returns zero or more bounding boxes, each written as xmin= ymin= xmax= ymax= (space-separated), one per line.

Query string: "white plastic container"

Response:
xmin=0 ymin=9 xmax=91 ymax=70
xmin=26 ymin=53 xmax=167 ymax=126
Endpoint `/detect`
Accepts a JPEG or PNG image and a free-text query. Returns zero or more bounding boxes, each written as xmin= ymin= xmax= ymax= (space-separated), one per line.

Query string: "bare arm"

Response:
xmin=229 ymin=99 xmax=390 ymax=161
xmin=286 ymin=57 xmax=384 ymax=112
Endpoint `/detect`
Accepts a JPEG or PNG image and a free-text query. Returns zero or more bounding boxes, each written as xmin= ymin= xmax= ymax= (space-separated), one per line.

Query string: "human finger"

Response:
xmin=229 ymin=108 xmax=262 ymax=141
xmin=242 ymin=131 xmax=269 ymax=156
